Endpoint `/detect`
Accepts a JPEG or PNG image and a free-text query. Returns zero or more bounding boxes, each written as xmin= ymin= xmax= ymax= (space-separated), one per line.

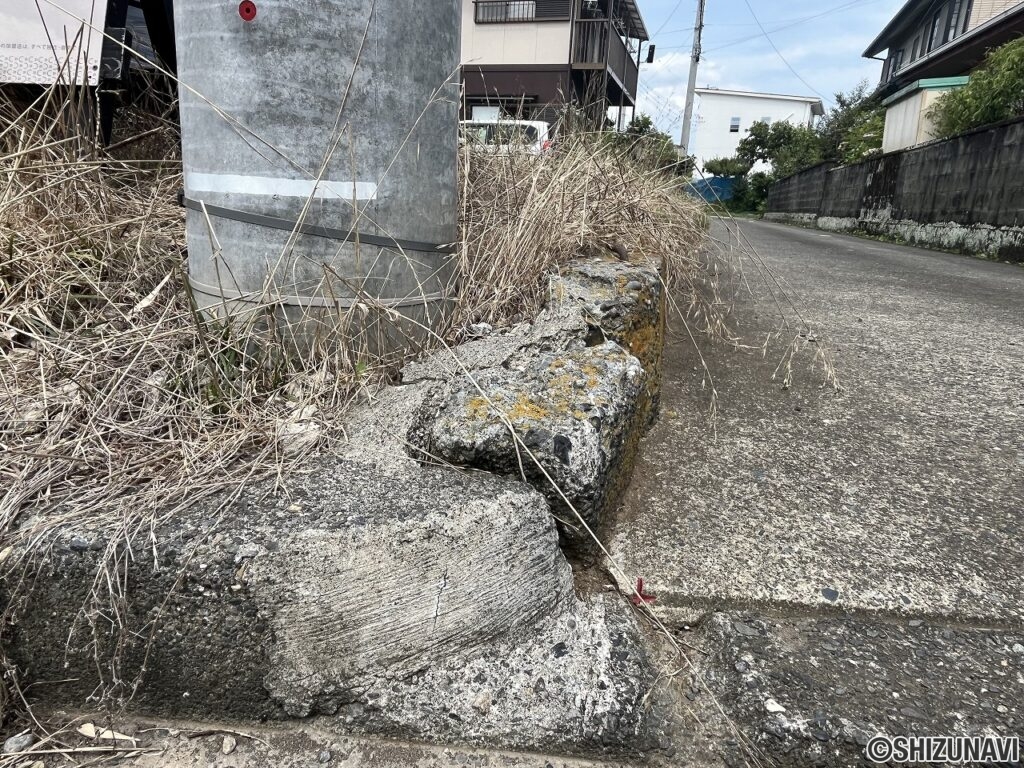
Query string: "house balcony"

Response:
xmin=571 ymin=18 xmax=639 ymax=104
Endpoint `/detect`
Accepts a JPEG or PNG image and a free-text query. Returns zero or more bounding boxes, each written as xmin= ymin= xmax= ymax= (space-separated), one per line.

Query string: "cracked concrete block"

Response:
xmin=400 ymin=308 xmax=590 ymax=386
xmin=390 ymin=257 xmax=667 ymax=541
xmin=4 ymin=456 xmax=661 ymax=756
xmin=406 ymin=341 xmax=645 ymax=537
xmin=4 ymin=255 xmax=670 ymax=758
xmin=550 ymin=258 xmax=666 ymax=425
xmin=5 ymin=458 xmax=568 ymax=716
xmin=348 ymin=595 xmax=665 ymax=755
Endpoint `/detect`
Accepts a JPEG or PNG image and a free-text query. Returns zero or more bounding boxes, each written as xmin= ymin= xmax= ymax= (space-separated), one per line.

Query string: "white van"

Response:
xmin=459 ymin=120 xmax=553 ymax=155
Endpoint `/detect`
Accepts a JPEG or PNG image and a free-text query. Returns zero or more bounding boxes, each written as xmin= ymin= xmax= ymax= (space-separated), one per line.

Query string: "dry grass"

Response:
xmin=455 ymin=133 xmax=711 ymax=330
xmin=0 ymin=86 xmax=369 ymax=562
xmin=0 ymin=87 xmax=714 ymax=561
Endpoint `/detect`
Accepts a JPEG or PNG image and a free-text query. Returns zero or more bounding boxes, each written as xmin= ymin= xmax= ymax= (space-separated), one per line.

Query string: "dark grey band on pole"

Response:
xmin=181 ymin=197 xmax=457 ymax=254
xmin=187 ymin=277 xmax=448 ymax=309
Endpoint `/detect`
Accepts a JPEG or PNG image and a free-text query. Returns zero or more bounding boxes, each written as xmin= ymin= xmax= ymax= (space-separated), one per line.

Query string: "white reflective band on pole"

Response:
xmin=185 ymin=173 xmax=379 ymax=201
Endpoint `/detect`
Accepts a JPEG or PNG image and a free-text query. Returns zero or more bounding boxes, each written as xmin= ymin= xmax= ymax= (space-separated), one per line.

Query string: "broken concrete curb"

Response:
xmin=5 ymin=456 xmax=662 ymax=755
xmin=3 ymin=255 xmax=672 ymax=759
xmin=407 ymin=341 xmax=644 ymax=534
xmin=403 ymin=256 xmax=667 ymax=540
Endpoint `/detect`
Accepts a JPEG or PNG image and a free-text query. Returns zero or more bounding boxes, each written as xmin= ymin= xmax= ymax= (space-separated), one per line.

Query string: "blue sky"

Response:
xmin=634 ymin=0 xmax=906 ymax=137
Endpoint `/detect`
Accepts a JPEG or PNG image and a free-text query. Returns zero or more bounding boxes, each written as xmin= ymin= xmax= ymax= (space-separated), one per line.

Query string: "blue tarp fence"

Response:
xmin=688 ymin=176 xmax=736 ymax=203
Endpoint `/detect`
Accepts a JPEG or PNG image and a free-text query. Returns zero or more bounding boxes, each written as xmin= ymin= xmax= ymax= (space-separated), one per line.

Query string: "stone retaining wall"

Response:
xmin=765 ymin=117 xmax=1024 ymax=262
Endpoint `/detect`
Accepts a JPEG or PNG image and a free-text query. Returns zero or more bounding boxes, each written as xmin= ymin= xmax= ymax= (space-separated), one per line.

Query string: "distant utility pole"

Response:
xmin=679 ymin=0 xmax=706 ymax=154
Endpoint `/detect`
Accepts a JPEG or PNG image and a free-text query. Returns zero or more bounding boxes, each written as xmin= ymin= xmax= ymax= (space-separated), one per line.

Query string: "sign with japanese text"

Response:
xmin=1 ymin=1 xmax=107 ymax=85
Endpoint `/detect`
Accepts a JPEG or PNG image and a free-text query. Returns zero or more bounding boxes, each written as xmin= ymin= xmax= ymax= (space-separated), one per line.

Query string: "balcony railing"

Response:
xmin=571 ymin=19 xmax=638 ymax=97
xmin=474 ymin=0 xmax=570 ymax=23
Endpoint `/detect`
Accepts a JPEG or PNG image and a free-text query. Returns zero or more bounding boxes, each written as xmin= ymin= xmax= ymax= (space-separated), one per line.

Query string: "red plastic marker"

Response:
xmin=631 ymin=578 xmax=656 ymax=606
xmin=238 ymin=1 xmax=257 ymax=21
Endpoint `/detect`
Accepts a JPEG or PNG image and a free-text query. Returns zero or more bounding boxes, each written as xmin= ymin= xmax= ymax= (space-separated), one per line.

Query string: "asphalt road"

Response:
xmin=612 ymin=219 xmax=1024 ymax=766
xmin=613 ymin=219 xmax=1024 ymax=627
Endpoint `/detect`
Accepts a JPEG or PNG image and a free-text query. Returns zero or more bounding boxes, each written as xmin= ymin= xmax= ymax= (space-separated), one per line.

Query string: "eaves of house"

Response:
xmin=868 ymin=1 xmax=1024 ymax=98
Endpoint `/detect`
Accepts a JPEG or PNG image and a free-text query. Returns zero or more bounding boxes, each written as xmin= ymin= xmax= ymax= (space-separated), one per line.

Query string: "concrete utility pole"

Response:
xmin=679 ymin=0 xmax=706 ymax=154
xmin=173 ymin=0 xmax=459 ymax=356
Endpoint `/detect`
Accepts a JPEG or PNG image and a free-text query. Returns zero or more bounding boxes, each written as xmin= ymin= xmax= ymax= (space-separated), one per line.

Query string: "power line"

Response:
xmin=658 ymin=0 xmax=887 ymax=52
xmin=740 ymin=0 xmax=833 ymax=105
xmin=635 ymin=81 xmax=686 ymax=124
xmin=650 ymin=0 xmax=689 ymax=40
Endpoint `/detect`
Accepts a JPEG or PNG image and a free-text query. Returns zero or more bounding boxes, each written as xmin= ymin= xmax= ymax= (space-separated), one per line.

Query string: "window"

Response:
xmin=885 ymin=47 xmax=906 ymax=81
xmin=911 ymin=35 xmax=921 ymax=61
xmin=729 ymin=117 xmax=741 ymax=133
xmin=947 ymin=0 xmax=963 ymax=41
xmin=928 ymin=9 xmax=945 ymax=51
xmin=892 ymin=48 xmax=905 ymax=73
xmin=957 ymin=0 xmax=973 ymax=35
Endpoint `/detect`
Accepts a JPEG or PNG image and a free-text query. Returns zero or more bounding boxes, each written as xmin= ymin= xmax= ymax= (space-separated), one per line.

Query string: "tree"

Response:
xmin=608 ymin=113 xmax=687 ymax=174
xmin=734 ymin=84 xmax=886 ymax=177
xmin=736 ymin=120 xmax=823 ymax=178
xmin=702 ymin=156 xmax=752 ymax=177
xmin=929 ymin=37 xmax=1024 ymax=138
xmin=729 ymin=171 xmax=774 ymax=213
xmin=839 ymin=108 xmax=885 ymax=164
xmin=817 ymin=81 xmax=884 ymax=162
xmin=703 ymin=85 xmax=890 ymax=212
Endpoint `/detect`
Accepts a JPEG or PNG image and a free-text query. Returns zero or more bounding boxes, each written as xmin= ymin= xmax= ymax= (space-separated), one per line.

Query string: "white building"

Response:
xmin=689 ymin=88 xmax=824 ymax=175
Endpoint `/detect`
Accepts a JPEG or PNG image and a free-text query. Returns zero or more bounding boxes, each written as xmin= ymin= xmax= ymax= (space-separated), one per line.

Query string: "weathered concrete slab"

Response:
xmin=408 ymin=341 xmax=644 ymax=535
xmin=550 ymin=257 xmax=666 ymax=425
xmin=3 ymin=254 xmax=672 ymax=758
xmin=400 ymin=256 xmax=666 ymax=540
xmin=342 ymin=595 xmax=664 ymax=755
xmin=4 ymin=455 xmax=660 ymax=756
xmin=610 ymin=220 xmax=1024 ymax=628
xmin=683 ymin=611 xmax=1024 ymax=767
xmin=400 ymin=309 xmax=590 ymax=385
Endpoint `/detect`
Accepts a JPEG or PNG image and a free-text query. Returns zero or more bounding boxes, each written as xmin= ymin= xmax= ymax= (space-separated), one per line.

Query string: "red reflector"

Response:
xmin=239 ymin=1 xmax=257 ymax=21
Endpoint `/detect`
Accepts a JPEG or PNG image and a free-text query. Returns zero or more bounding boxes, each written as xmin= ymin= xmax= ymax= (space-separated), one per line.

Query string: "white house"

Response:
xmin=689 ymin=88 xmax=824 ymax=175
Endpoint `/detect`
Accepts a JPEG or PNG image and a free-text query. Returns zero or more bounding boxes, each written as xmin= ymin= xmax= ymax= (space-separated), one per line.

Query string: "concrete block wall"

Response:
xmin=765 ymin=116 xmax=1024 ymax=262
xmin=765 ymin=162 xmax=834 ymax=215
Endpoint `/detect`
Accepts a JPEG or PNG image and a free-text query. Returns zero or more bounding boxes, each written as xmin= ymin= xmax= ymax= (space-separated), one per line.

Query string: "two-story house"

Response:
xmin=460 ymin=0 xmax=648 ymax=124
xmin=864 ymin=0 xmax=1024 ymax=152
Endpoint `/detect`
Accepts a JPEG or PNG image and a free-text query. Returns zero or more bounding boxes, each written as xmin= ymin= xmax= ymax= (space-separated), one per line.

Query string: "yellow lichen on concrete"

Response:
xmin=507 ymin=394 xmax=550 ymax=421
xmin=580 ymin=364 xmax=601 ymax=389
xmin=548 ymin=373 xmax=576 ymax=394
xmin=467 ymin=396 xmax=498 ymax=420
xmin=624 ymin=322 xmax=661 ymax=368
